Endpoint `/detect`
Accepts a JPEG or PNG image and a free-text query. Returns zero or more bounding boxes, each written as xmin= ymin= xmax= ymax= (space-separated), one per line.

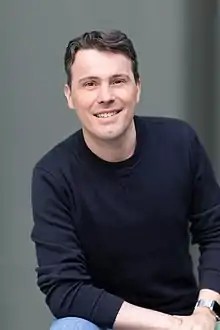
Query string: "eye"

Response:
xmin=112 ymin=78 xmax=126 ymax=85
xmin=83 ymin=81 xmax=97 ymax=88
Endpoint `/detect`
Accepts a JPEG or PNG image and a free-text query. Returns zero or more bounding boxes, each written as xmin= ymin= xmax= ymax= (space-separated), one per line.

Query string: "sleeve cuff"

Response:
xmin=199 ymin=270 xmax=220 ymax=294
xmin=91 ymin=291 xmax=124 ymax=328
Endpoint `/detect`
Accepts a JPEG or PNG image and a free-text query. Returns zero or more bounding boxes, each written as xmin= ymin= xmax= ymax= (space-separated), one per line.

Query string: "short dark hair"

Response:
xmin=64 ymin=29 xmax=139 ymax=87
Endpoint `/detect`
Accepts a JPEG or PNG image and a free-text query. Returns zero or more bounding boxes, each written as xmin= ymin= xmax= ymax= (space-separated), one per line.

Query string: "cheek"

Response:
xmin=116 ymin=84 xmax=139 ymax=100
xmin=121 ymin=89 xmax=139 ymax=106
xmin=74 ymin=92 xmax=97 ymax=111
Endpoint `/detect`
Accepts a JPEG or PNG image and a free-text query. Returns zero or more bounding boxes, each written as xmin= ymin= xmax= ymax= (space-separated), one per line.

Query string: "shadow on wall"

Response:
xmin=185 ymin=0 xmax=218 ymax=163
xmin=185 ymin=0 xmax=219 ymax=281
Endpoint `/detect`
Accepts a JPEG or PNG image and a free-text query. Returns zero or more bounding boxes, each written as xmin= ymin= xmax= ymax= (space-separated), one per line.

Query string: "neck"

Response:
xmin=83 ymin=121 xmax=136 ymax=163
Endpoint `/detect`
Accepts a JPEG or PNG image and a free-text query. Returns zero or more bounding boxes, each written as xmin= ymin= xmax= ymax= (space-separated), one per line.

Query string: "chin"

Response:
xmin=96 ymin=128 xmax=126 ymax=141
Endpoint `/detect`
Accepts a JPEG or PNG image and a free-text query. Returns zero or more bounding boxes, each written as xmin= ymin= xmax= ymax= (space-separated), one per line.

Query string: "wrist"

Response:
xmin=194 ymin=297 xmax=220 ymax=321
xmin=193 ymin=306 xmax=216 ymax=321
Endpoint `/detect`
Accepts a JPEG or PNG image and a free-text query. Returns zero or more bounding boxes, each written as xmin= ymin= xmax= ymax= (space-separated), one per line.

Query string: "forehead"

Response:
xmin=71 ymin=49 xmax=133 ymax=80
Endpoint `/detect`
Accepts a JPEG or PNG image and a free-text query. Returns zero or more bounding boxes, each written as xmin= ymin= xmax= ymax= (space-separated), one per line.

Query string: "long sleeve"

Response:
xmin=31 ymin=166 xmax=123 ymax=328
xmin=189 ymin=131 xmax=220 ymax=293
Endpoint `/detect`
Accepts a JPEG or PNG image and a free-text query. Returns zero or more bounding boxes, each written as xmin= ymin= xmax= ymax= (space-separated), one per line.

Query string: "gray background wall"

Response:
xmin=1 ymin=1 xmax=220 ymax=329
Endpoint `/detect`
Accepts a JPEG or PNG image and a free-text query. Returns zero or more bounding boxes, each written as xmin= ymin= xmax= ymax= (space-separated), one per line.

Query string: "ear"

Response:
xmin=64 ymin=84 xmax=75 ymax=109
xmin=136 ymin=78 xmax=141 ymax=103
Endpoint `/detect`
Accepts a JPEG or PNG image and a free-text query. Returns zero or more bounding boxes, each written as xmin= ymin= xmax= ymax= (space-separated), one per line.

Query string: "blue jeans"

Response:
xmin=50 ymin=317 xmax=108 ymax=330
xmin=50 ymin=317 xmax=220 ymax=330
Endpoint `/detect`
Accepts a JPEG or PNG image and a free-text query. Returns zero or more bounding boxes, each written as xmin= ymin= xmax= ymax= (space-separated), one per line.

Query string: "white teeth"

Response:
xmin=96 ymin=111 xmax=118 ymax=118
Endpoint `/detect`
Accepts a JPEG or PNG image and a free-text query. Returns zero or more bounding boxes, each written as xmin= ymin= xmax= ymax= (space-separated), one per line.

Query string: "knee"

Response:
xmin=50 ymin=317 xmax=101 ymax=330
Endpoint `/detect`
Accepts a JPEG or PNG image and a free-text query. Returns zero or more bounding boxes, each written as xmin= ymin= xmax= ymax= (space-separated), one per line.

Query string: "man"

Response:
xmin=31 ymin=30 xmax=220 ymax=330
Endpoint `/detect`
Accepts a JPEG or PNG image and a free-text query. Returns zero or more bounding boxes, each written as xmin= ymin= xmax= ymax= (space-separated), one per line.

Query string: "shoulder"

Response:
xmin=137 ymin=115 xmax=196 ymax=142
xmin=33 ymin=129 xmax=81 ymax=177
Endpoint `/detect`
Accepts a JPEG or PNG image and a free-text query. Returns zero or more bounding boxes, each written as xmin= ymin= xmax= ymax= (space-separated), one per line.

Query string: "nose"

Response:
xmin=97 ymin=84 xmax=115 ymax=104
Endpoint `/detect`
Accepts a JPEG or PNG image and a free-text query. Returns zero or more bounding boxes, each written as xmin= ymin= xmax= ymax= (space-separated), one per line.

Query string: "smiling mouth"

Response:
xmin=94 ymin=109 xmax=122 ymax=118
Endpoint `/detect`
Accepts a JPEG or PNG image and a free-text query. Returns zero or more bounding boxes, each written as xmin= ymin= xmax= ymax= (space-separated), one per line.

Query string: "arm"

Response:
xmin=31 ymin=166 xmax=180 ymax=330
xmin=175 ymin=128 xmax=220 ymax=329
xmin=31 ymin=166 xmax=122 ymax=328
xmin=189 ymin=131 xmax=220 ymax=295
xmin=114 ymin=301 xmax=181 ymax=330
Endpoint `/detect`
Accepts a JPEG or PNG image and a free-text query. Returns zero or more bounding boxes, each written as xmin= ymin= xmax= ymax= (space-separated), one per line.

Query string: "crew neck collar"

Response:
xmin=77 ymin=116 xmax=144 ymax=171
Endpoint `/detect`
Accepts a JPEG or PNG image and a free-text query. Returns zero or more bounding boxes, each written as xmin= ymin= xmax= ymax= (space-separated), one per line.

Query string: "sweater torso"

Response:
xmin=35 ymin=116 xmax=199 ymax=314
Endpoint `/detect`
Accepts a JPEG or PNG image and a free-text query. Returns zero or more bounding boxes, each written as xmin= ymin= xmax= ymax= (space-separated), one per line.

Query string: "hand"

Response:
xmin=174 ymin=308 xmax=216 ymax=330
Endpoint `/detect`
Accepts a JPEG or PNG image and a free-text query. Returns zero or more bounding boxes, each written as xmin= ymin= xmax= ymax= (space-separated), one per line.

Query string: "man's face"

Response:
xmin=64 ymin=49 xmax=141 ymax=142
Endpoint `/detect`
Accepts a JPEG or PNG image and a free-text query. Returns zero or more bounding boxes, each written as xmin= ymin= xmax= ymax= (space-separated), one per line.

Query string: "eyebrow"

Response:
xmin=78 ymin=74 xmax=130 ymax=83
xmin=111 ymin=74 xmax=130 ymax=79
xmin=78 ymin=76 xmax=98 ymax=84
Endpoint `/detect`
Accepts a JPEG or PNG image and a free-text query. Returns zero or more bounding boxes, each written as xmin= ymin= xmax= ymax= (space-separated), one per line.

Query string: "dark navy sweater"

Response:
xmin=31 ymin=116 xmax=220 ymax=328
